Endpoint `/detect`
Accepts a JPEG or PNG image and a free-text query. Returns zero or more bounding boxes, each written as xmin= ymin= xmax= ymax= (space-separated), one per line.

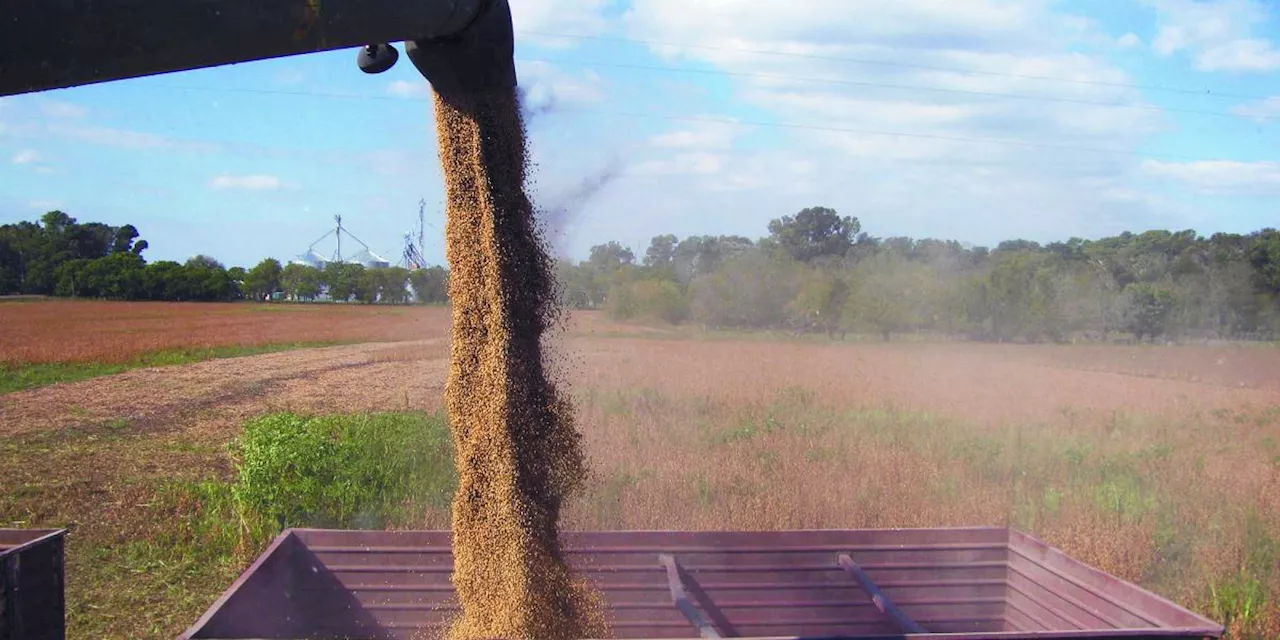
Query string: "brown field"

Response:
xmin=0 ymin=299 xmax=450 ymax=364
xmin=1 ymin=301 xmax=1279 ymax=638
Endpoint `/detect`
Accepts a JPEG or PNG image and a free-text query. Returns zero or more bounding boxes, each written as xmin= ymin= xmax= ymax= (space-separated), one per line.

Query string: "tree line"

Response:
xmin=0 ymin=211 xmax=449 ymax=304
xmin=556 ymin=207 xmax=1280 ymax=343
xmin=6 ymin=208 xmax=1280 ymax=342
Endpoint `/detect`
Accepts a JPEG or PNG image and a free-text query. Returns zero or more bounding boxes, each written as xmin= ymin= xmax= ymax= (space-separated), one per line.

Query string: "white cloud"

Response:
xmin=631 ymin=152 xmax=726 ymax=177
xmin=274 ymin=68 xmax=306 ymax=86
xmin=210 ymin=174 xmax=283 ymax=191
xmin=625 ymin=2 xmax=1162 ymax=155
xmin=517 ymin=61 xmax=606 ymax=107
xmin=388 ymin=79 xmax=430 ymax=98
xmin=1147 ymin=0 xmax=1280 ymax=72
xmin=39 ymin=100 xmax=89 ymax=119
xmin=510 ymin=0 xmax=610 ymax=44
xmin=1233 ymin=96 xmax=1280 ymax=120
xmin=1117 ymin=33 xmax=1143 ymax=48
xmin=593 ymin=0 xmax=1204 ymax=244
xmin=12 ymin=149 xmax=39 ymax=164
xmin=1197 ymin=38 xmax=1280 ymax=71
xmin=649 ymin=118 xmax=741 ymax=150
xmin=1142 ymin=160 xmax=1280 ymax=195
xmin=47 ymin=123 xmax=219 ymax=153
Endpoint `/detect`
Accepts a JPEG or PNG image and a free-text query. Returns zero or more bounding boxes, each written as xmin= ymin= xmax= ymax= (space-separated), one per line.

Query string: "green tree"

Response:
xmin=672 ymin=235 xmax=753 ymax=284
xmin=53 ymin=259 xmax=94 ymax=297
xmin=0 ymin=234 xmax=19 ymax=294
xmin=281 ymin=263 xmax=323 ymax=301
xmin=186 ymin=255 xmax=224 ymax=270
xmin=183 ymin=255 xmax=234 ymax=301
xmin=767 ymin=207 xmax=861 ymax=263
xmin=245 ymin=258 xmax=283 ymax=300
xmin=141 ymin=261 xmax=182 ymax=300
xmin=356 ymin=267 xmax=410 ymax=304
xmin=643 ymin=234 xmax=679 ymax=270
xmin=98 ymin=252 xmax=146 ymax=299
xmin=324 ymin=262 xmax=365 ymax=302
xmin=1248 ymin=229 xmax=1280 ymax=295
xmin=587 ymin=241 xmax=635 ymax=273
xmin=1124 ymin=283 xmax=1178 ymax=343
xmin=689 ymin=250 xmax=800 ymax=328
xmin=844 ymin=252 xmax=918 ymax=341
xmin=14 ymin=211 xmax=125 ymax=294
xmin=608 ymin=278 xmax=688 ymax=324
xmin=983 ymin=251 xmax=1065 ymax=343
xmin=788 ymin=269 xmax=850 ymax=338
xmin=111 ymin=224 xmax=140 ymax=254
xmin=409 ymin=266 xmax=449 ymax=304
xmin=379 ymin=267 xmax=411 ymax=304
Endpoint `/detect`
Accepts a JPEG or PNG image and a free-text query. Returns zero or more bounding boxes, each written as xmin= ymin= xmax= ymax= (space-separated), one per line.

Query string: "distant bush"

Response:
xmin=232 ymin=412 xmax=455 ymax=529
xmin=607 ymin=278 xmax=689 ymax=324
xmin=690 ymin=251 xmax=800 ymax=328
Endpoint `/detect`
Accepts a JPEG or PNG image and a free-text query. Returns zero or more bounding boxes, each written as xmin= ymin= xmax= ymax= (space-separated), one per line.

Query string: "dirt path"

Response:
xmin=0 ymin=340 xmax=450 ymax=439
xmin=4 ymin=336 xmax=1277 ymax=440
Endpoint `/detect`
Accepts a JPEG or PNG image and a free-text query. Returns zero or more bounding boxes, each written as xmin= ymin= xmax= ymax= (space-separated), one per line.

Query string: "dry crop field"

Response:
xmin=0 ymin=299 xmax=451 ymax=364
xmin=1 ymin=300 xmax=1279 ymax=638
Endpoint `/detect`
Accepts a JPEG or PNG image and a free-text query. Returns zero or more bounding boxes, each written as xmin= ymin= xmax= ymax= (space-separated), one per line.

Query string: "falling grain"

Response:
xmin=435 ymin=88 xmax=606 ymax=640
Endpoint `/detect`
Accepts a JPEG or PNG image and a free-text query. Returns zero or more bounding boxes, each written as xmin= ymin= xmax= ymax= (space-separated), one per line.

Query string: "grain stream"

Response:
xmin=435 ymin=88 xmax=606 ymax=640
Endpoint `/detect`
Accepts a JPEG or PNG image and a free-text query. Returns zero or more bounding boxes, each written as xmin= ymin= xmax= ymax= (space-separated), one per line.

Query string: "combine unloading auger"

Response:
xmin=0 ymin=0 xmax=516 ymax=100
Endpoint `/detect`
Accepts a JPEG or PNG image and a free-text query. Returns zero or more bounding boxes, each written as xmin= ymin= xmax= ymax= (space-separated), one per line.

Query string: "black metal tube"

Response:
xmin=405 ymin=0 xmax=516 ymax=101
xmin=0 ymin=0 xmax=486 ymax=97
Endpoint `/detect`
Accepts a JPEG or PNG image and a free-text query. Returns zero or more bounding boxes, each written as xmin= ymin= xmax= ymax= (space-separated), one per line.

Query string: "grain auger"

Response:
xmin=0 ymin=0 xmax=518 ymax=100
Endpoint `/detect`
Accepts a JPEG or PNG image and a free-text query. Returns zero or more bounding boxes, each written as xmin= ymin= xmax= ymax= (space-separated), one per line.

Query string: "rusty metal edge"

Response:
xmin=176 ymin=628 xmax=1227 ymax=640
xmin=177 ymin=529 xmax=298 ymax=640
xmin=1008 ymin=528 xmax=1224 ymax=637
xmin=288 ymin=526 xmax=1013 ymax=536
xmin=694 ymin=631 xmax=1226 ymax=639
xmin=0 ymin=529 xmax=66 ymax=559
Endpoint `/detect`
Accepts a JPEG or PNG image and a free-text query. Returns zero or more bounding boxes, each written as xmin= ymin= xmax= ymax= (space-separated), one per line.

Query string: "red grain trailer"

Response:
xmin=0 ymin=529 xmax=67 ymax=640
xmin=181 ymin=527 xmax=1222 ymax=640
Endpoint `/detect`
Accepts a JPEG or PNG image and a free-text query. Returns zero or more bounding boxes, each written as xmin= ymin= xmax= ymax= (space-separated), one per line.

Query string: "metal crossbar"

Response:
xmin=659 ymin=553 xmax=722 ymax=639
xmin=838 ymin=552 xmax=927 ymax=634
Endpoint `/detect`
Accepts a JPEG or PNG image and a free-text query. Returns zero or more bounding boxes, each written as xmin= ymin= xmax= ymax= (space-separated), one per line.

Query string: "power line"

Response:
xmin=142 ymin=82 xmax=1209 ymax=161
xmin=516 ymin=30 xmax=1272 ymax=102
xmin=135 ymin=51 xmax=1269 ymax=122
xmin=523 ymin=56 xmax=1269 ymax=121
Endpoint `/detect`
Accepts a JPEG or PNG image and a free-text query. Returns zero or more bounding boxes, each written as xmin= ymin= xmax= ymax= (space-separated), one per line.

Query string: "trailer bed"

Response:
xmin=182 ymin=527 xmax=1222 ymax=640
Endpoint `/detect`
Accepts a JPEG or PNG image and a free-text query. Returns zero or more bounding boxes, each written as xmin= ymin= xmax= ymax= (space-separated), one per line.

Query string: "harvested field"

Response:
xmin=0 ymin=299 xmax=450 ymax=364
xmin=1 ymin=307 xmax=1279 ymax=638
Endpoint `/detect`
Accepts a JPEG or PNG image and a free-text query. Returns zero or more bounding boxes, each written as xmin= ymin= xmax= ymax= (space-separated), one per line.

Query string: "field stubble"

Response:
xmin=558 ymin=338 xmax=1280 ymax=638
xmin=0 ymin=300 xmax=449 ymax=364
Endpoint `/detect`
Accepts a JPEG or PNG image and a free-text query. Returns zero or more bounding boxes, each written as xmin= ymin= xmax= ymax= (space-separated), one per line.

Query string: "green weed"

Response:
xmin=1209 ymin=572 xmax=1267 ymax=634
xmin=232 ymin=411 xmax=455 ymax=529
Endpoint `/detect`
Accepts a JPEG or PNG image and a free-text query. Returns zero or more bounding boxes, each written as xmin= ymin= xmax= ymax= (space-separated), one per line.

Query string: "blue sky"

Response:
xmin=1 ymin=0 xmax=1278 ymax=268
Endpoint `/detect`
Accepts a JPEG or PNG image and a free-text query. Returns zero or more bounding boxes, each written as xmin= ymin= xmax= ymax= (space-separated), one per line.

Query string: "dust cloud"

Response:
xmin=536 ymin=158 xmax=623 ymax=258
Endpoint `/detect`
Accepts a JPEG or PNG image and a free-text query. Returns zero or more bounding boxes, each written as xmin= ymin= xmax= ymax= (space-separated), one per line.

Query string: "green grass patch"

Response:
xmin=233 ymin=411 xmax=455 ymax=529
xmin=0 ymin=341 xmax=343 ymax=394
